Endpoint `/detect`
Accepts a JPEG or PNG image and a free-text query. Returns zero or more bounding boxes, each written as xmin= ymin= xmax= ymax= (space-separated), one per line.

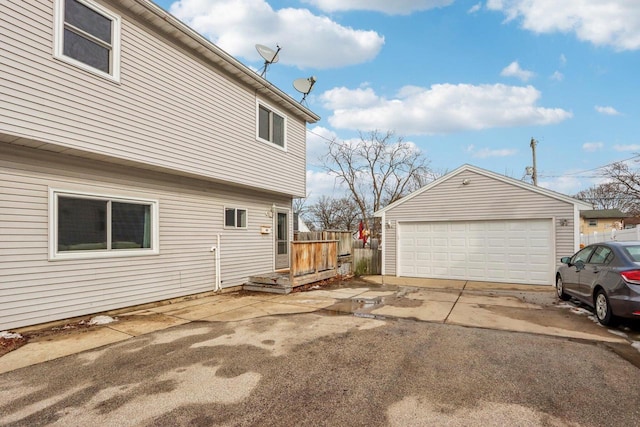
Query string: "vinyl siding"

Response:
xmin=382 ymin=170 xmax=577 ymax=276
xmin=0 ymin=144 xmax=291 ymax=329
xmin=0 ymin=0 xmax=307 ymax=197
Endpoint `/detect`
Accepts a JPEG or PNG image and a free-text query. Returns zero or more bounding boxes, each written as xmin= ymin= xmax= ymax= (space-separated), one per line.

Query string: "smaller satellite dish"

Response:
xmin=256 ymin=44 xmax=281 ymax=77
xmin=293 ymin=76 xmax=317 ymax=103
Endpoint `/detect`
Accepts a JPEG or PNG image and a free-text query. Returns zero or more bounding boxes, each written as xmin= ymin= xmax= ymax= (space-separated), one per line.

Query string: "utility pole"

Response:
xmin=530 ymin=137 xmax=538 ymax=186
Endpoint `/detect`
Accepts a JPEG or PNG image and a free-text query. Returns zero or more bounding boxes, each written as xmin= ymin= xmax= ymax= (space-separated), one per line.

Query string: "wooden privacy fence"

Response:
xmin=290 ymin=240 xmax=338 ymax=286
xmin=353 ymin=247 xmax=381 ymax=275
xmin=295 ymin=231 xmax=352 ymax=256
xmin=293 ymin=231 xmax=383 ymax=276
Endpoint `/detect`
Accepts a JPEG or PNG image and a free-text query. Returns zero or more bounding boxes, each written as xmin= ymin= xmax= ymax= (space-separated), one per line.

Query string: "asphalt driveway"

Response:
xmin=1 ymin=276 xmax=640 ymax=426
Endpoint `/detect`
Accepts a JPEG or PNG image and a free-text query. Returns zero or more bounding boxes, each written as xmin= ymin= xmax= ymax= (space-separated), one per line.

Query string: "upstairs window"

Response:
xmin=588 ymin=219 xmax=598 ymax=227
xmin=225 ymin=208 xmax=247 ymax=229
xmin=257 ymin=103 xmax=286 ymax=149
xmin=54 ymin=0 xmax=121 ymax=80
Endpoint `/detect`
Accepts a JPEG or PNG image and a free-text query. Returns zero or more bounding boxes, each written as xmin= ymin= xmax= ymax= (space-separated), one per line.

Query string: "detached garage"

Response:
xmin=375 ymin=165 xmax=592 ymax=286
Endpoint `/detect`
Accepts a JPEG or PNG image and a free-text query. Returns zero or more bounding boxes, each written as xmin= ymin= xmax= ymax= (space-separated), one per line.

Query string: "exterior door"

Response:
xmin=275 ymin=210 xmax=289 ymax=270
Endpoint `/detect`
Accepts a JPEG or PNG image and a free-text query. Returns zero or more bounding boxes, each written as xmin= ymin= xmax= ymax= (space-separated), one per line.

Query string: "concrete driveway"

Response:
xmin=1 ymin=276 xmax=640 ymax=426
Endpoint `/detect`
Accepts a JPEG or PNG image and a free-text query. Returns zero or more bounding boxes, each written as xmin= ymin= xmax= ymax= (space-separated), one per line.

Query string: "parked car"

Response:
xmin=556 ymin=242 xmax=640 ymax=325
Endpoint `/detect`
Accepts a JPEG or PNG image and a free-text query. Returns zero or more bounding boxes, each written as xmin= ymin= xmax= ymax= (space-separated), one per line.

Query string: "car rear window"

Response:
xmin=623 ymin=246 xmax=640 ymax=262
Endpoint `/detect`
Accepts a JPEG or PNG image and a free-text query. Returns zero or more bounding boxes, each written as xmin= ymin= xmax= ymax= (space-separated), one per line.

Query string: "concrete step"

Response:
xmin=243 ymin=281 xmax=292 ymax=294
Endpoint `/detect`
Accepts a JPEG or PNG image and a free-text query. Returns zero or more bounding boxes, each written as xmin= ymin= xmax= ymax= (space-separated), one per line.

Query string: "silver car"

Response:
xmin=556 ymin=241 xmax=640 ymax=325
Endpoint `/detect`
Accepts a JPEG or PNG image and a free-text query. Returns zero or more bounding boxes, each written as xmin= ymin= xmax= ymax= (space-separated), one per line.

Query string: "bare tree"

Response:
xmin=308 ymin=196 xmax=360 ymax=231
xmin=597 ymin=159 xmax=640 ymax=215
xmin=293 ymin=196 xmax=309 ymax=216
xmin=322 ymin=130 xmax=432 ymax=235
xmin=574 ymin=182 xmax=633 ymax=212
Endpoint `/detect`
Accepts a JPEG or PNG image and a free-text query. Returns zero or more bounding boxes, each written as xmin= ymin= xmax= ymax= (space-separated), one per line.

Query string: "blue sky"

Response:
xmin=154 ymin=0 xmax=640 ymax=201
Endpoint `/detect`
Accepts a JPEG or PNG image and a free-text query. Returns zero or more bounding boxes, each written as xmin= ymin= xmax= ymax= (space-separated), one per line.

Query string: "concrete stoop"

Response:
xmin=244 ymin=272 xmax=292 ymax=294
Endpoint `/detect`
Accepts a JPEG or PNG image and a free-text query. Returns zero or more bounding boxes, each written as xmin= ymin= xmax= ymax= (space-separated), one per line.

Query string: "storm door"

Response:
xmin=275 ymin=210 xmax=289 ymax=270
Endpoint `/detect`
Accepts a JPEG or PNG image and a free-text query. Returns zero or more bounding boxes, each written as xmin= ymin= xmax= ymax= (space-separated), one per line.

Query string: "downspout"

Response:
xmin=210 ymin=234 xmax=222 ymax=292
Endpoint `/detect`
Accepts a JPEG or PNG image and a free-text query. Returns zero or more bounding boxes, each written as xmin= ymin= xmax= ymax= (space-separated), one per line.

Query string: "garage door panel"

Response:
xmin=433 ymin=238 xmax=448 ymax=248
xmin=398 ymin=219 xmax=553 ymax=285
xmin=468 ymin=253 xmax=485 ymax=262
xmin=450 ymin=238 xmax=466 ymax=247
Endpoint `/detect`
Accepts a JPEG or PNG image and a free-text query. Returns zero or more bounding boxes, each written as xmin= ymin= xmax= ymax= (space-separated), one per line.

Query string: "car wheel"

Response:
xmin=594 ymin=290 xmax=615 ymax=326
xmin=556 ymin=276 xmax=570 ymax=301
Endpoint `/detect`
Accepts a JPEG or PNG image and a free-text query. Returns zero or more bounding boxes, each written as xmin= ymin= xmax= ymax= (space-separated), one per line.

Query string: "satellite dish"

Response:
xmin=256 ymin=44 xmax=280 ymax=77
xmin=293 ymin=76 xmax=317 ymax=103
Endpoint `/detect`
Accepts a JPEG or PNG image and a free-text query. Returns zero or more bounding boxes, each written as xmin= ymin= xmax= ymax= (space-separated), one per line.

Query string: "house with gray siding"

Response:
xmin=374 ymin=165 xmax=591 ymax=286
xmin=0 ymin=0 xmax=319 ymax=329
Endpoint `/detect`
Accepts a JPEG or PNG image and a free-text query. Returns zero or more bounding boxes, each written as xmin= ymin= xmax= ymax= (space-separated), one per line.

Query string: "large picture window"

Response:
xmin=257 ymin=102 xmax=286 ymax=148
xmin=50 ymin=190 xmax=158 ymax=259
xmin=54 ymin=0 xmax=121 ymax=80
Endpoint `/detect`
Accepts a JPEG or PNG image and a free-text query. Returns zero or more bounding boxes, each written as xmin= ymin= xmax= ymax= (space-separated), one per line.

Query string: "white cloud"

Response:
xmin=613 ymin=144 xmax=640 ymax=151
xmin=559 ymin=53 xmax=567 ymax=66
xmin=594 ymin=105 xmax=621 ymax=115
xmin=301 ymin=0 xmax=454 ymax=15
xmin=169 ymin=0 xmax=384 ymax=69
xmin=305 ymin=170 xmax=348 ymax=202
xmin=550 ymin=71 xmax=564 ymax=81
xmin=468 ymin=2 xmax=482 ymax=14
xmin=500 ymin=61 xmax=535 ymax=82
xmin=470 ymin=147 xmax=517 ymax=158
xmin=320 ymin=87 xmax=379 ymax=109
xmin=539 ymin=175 xmax=585 ymax=195
xmin=582 ymin=142 xmax=603 ymax=152
xmin=321 ymin=83 xmax=572 ymax=134
xmin=487 ymin=0 xmax=640 ymax=51
xmin=306 ymin=126 xmax=337 ymax=166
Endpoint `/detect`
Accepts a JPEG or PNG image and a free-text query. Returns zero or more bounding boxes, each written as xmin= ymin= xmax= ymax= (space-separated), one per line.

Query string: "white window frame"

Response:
xmin=256 ymin=100 xmax=287 ymax=151
xmin=49 ymin=188 xmax=159 ymax=260
xmin=53 ymin=0 xmax=122 ymax=82
xmin=224 ymin=207 xmax=248 ymax=229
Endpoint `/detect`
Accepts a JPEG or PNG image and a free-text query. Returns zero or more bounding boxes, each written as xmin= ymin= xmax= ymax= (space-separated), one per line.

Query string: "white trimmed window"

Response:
xmin=54 ymin=0 xmax=121 ymax=81
xmin=257 ymin=102 xmax=286 ymax=149
xmin=50 ymin=190 xmax=159 ymax=260
xmin=225 ymin=208 xmax=247 ymax=229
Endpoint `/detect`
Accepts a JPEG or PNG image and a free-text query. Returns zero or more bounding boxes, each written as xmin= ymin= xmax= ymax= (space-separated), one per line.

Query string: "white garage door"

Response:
xmin=398 ymin=219 xmax=553 ymax=285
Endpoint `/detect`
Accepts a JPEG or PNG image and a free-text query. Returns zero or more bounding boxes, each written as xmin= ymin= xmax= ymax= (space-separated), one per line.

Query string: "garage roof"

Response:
xmin=374 ymin=164 xmax=593 ymax=216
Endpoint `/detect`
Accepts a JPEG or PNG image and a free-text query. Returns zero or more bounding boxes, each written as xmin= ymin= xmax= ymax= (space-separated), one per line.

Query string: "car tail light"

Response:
xmin=620 ymin=270 xmax=640 ymax=284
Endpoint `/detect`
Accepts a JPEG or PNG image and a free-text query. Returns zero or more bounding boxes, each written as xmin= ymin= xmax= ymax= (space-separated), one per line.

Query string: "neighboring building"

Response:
xmin=579 ymin=209 xmax=627 ymax=235
xmin=0 ymin=0 xmax=319 ymax=329
xmin=374 ymin=165 xmax=592 ymax=286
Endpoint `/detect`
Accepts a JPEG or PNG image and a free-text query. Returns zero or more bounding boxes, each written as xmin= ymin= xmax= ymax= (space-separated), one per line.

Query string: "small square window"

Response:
xmin=54 ymin=0 xmax=121 ymax=80
xmin=257 ymin=102 xmax=286 ymax=148
xmin=588 ymin=219 xmax=598 ymax=227
xmin=225 ymin=208 xmax=247 ymax=228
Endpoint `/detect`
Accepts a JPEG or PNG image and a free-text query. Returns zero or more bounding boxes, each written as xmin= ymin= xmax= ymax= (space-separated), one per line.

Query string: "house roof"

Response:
xmin=580 ymin=209 xmax=628 ymax=219
xmin=374 ymin=164 xmax=593 ymax=216
xmin=117 ymin=0 xmax=320 ymax=124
